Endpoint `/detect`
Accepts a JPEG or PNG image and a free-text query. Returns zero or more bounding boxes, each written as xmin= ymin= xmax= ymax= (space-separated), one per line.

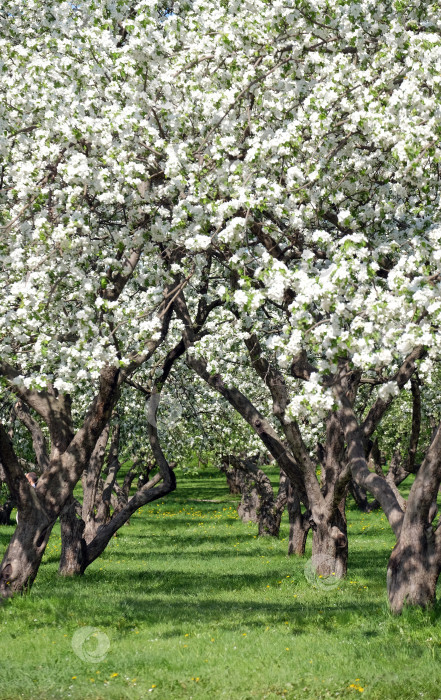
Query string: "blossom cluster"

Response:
xmin=1 ymin=0 xmax=441 ymax=438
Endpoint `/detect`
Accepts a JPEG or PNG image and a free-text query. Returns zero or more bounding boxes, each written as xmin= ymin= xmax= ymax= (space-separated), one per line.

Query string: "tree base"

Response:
xmin=387 ymin=536 xmax=439 ymax=614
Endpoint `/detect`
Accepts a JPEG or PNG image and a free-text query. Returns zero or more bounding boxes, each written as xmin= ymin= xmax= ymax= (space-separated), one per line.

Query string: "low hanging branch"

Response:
xmin=83 ymin=392 xmax=176 ymax=569
xmin=58 ymin=397 xmax=177 ymax=576
xmin=333 ymin=380 xmax=404 ymax=538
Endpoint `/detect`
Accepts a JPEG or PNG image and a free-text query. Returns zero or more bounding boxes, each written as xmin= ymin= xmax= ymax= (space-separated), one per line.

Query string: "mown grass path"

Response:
xmin=1 ymin=470 xmax=441 ymax=699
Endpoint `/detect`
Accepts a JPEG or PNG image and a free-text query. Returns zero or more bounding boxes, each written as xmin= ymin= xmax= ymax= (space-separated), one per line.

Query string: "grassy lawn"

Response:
xmin=1 ymin=469 xmax=441 ymax=700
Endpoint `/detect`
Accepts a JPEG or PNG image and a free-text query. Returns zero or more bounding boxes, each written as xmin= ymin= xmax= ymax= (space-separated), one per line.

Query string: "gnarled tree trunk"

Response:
xmin=224 ymin=467 xmax=243 ymax=495
xmin=257 ymin=469 xmax=288 ymax=537
xmin=0 ymin=515 xmax=53 ymax=597
xmin=386 ymin=418 xmax=441 ymax=613
xmin=219 ymin=459 xmax=259 ymax=523
xmin=387 ymin=524 xmax=441 ymax=613
xmin=59 ymin=497 xmax=87 ymax=577
xmin=287 ymin=485 xmax=310 ymax=555
xmin=311 ymin=497 xmax=348 ymax=578
xmin=335 ymin=357 xmax=441 ymax=613
xmin=237 ymin=479 xmax=260 ymax=523
xmin=0 ymin=365 xmax=121 ymax=596
xmin=221 ymin=456 xmax=289 ymax=536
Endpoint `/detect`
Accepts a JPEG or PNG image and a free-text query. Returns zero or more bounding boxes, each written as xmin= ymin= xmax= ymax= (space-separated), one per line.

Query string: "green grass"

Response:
xmin=1 ymin=469 xmax=441 ymax=700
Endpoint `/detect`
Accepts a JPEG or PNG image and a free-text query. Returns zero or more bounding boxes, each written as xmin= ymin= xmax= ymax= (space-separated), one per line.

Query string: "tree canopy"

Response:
xmin=2 ymin=0 xmax=441 ymax=612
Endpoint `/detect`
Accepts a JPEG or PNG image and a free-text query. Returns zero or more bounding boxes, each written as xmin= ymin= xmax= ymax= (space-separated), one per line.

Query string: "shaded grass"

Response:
xmin=1 ymin=470 xmax=441 ymax=700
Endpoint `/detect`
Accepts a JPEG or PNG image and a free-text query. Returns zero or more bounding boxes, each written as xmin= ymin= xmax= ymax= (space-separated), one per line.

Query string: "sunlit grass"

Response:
xmin=0 ymin=469 xmax=440 ymax=699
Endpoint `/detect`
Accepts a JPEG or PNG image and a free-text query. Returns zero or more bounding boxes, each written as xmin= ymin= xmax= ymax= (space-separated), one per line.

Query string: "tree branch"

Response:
xmin=334 ymin=383 xmax=404 ymax=537
xmin=361 ymin=346 xmax=426 ymax=438
xmin=13 ymin=401 xmax=49 ymax=471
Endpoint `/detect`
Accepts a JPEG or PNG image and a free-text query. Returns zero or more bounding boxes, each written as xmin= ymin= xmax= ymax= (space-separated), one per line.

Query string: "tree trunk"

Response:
xmin=221 ymin=456 xmax=289 ymax=535
xmin=287 ymin=486 xmax=309 ymax=555
xmin=0 ymin=499 xmax=14 ymax=525
xmin=224 ymin=469 xmax=242 ymax=494
xmin=0 ymin=514 xmax=53 ymax=596
xmin=237 ymin=474 xmax=260 ymax=523
xmin=311 ymin=498 xmax=348 ymax=579
xmin=58 ymin=426 xmax=119 ymax=574
xmin=58 ymin=497 xmax=86 ymax=576
xmin=258 ymin=500 xmax=281 ymax=536
xmin=387 ymin=525 xmax=441 ymax=613
xmin=256 ymin=469 xmax=288 ymax=537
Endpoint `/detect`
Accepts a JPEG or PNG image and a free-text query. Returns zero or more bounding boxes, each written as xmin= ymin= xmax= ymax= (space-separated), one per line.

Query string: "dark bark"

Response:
xmin=0 ymin=269 xmax=178 ymax=597
xmin=220 ymin=458 xmax=260 ymax=523
xmin=175 ymin=292 xmax=308 ymax=503
xmin=58 ymin=497 xmax=87 ymax=576
xmin=82 ymin=425 xmax=110 ymax=544
xmin=287 ymin=485 xmax=310 ymax=555
xmin=258 ymin=469 xmax=288 ymax=537
xmin=58 ymin=423 xmax=122 ymax=574
xmin=229 ymin=321 xmax=351 ymax=567
xmin=361 ymin=346 xmax=426 ymax=438
xmin=13 ymin=401 xmax=50 ymax=471
xmin=336 ymin=365 xmax=441 ymax=612
xmin=237 ymin=479 xmax=260 ymax=523
xmin=311 ymin=496 xmax=348 ymax=578
xmin=92 ymin=424 xmax=122 ymax=534
xmin=186 ymin=352 xmax=307 ymax=500
xmin=0 ymin=426 xmax=54 ymax=596
xmin=82 ymin=395 xmax=176 ymax=570
xmin=387 ymin=524 xmax=441 ymax=614
xmin=135 ymin=459 xmax=156 ymax=491
xmin=0 ymin=499 xmax=14 ymax=525
xmin=221 ymin=455 xmax=289 ymax=536
xmin=123 ymin=461 xmax=140 ymax=494
xmin=0 ymin=367 xmax=121 ymax=595
xmin=0 ymin=516 xmax=53 ymax=597
xmin=335 ymin=380 xmax=404 ymax=537
xmin=387 ymin=417 xmax=441 ymax=612
xmin=55 ymin=388 xmax=177 ymax=576
xmin=55 ymin=324 xmax=195 ymax=576
xmin=182 ymin=298 xmax=348 ymax=570
xmin=223 ymin=465 xmax=243 ymax=495
xmin=406 ymin=377 xmax=421 ymax=472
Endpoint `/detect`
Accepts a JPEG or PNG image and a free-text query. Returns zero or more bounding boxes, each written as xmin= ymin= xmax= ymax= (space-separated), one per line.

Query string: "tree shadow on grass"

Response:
xmin=114 ymin=595 xmax=384 ymax=635
xmin=25 ymin=581 xmax=386 ymax=636
xmin=127 ymin=518 xmax=241 ymax=529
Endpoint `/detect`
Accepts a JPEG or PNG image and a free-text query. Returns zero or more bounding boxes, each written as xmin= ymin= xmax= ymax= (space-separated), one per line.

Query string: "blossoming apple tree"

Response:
xmin=1 ymin=0 xmax=441 ymax=612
